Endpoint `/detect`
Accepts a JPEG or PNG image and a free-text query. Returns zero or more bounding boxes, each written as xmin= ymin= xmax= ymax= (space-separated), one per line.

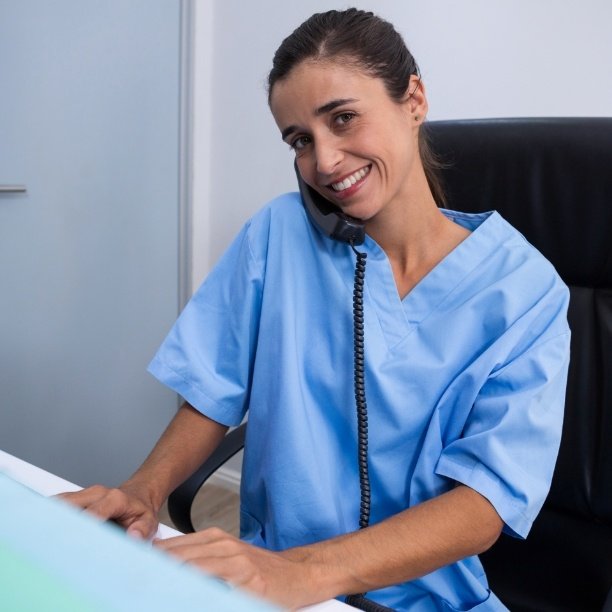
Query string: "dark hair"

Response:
xmin=268 ymin=8 xmax=446 ymax=207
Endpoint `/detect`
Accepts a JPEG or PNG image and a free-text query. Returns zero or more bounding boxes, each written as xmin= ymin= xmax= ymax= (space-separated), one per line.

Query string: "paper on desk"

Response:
xmin=300 ymin=600 xmax=354 ymax=611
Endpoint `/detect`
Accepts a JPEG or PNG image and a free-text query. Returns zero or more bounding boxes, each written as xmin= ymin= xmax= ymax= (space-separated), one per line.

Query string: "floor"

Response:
xmin=158 ymin=483 xmax=240 ymax=536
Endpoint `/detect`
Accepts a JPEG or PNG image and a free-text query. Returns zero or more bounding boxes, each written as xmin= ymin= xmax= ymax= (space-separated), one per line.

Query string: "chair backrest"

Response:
xmin=427 ymin=117 xmax=612 ymax=611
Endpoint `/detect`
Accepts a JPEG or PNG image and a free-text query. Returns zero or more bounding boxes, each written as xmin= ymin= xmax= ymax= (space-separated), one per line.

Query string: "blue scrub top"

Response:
xmin=148 ymin=193 xmax=570 ymax=611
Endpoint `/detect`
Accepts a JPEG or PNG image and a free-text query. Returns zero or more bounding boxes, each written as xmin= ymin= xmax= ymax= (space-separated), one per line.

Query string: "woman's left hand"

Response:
xmin=154 ymin=528 xmax=319 ymax=609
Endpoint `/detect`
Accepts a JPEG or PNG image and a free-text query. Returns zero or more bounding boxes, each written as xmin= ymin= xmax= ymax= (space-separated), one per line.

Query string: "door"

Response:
xmin=0 ymin=0 xmax=184 ymax=486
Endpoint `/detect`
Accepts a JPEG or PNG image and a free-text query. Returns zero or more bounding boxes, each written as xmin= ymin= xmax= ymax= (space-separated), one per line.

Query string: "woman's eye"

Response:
xmin=291 ymin=135 xmax=311 ymax=151
xmin=335 ymin=112 xmax=355 ymax=125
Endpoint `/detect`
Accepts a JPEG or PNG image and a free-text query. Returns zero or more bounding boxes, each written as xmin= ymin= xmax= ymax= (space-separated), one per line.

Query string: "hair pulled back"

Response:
xmin=268 ymin=8 xmax=446 ymax=207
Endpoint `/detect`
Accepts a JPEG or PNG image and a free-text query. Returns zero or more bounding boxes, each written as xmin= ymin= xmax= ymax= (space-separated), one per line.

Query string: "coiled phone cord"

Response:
xmin=345 ymin=244 xmax=395 ymax=612
xmin=350 ymin=242 xmax=371 ymax=530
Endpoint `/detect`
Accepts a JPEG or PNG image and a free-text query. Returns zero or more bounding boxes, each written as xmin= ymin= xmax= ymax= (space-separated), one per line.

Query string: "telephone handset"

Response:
xmin=295 ymin=161 xmax=366 ymax=246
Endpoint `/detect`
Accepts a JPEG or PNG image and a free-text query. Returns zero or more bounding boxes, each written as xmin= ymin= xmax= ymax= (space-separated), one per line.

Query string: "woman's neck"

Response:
xmin=365 ymin=189 xmax=470 ymax=300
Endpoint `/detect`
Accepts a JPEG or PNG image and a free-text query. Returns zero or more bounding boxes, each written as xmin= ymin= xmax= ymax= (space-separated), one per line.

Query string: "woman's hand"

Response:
xmin=57 ymin=482 xmax=159 ymax=539
xmin=155 ymin=528 xmax=321 ymax=609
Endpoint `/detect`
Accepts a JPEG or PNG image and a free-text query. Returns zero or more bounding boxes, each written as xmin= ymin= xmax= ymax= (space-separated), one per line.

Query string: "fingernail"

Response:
xmin=126 ymin=527 xmax=144 ymax=539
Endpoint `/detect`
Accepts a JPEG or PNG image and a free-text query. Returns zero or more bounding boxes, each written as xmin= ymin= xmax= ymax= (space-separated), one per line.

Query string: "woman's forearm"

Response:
xmin=122 ymin=402 xmax=229 ymax=512
xmin=281 ymin=484 xmax=503 ymax=600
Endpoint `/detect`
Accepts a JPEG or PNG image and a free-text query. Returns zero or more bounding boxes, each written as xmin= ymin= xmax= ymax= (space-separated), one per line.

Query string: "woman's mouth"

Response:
xmin=329 ymin=165 xmax=371 ymax=193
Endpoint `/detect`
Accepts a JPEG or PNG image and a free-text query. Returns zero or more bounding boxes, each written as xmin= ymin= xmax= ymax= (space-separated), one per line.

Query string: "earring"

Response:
xmin=414 ymin=115 xmax=420 ymax=121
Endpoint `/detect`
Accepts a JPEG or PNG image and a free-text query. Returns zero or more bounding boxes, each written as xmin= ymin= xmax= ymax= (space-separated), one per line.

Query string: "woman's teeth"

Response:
xmin=331 ymin=166 xmax=370 ymax=192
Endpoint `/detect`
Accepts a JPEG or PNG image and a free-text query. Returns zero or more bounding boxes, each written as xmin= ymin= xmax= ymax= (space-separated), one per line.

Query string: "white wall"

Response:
xmin=192 ymin=0 xmax=612 ymax=287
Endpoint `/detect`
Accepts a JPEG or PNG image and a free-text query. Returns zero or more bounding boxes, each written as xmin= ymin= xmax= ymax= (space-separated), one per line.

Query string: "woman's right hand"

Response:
xmin=57 ymin=482 xmax=160 ymax=539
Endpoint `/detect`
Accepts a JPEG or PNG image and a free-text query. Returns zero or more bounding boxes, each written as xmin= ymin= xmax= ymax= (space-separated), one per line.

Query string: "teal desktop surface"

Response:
xmin=0 ymin=473 xmax=279 ymax=611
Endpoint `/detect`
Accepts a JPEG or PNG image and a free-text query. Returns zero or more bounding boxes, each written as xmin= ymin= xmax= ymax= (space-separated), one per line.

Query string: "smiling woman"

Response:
xmin=60 ymin=8 xmax=571 ymax=612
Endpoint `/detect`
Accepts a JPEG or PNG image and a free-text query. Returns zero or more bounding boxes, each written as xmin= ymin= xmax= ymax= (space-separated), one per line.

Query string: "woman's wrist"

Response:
xmin=279 ymin=541 xmax=366 ymax=602
xmin=119 ymin=476 xmax=164 ymax=515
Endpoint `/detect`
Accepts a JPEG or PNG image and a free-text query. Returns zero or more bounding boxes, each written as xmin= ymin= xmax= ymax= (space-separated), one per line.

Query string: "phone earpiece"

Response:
xmin=295 ymin=161 xmax=365 ymax=245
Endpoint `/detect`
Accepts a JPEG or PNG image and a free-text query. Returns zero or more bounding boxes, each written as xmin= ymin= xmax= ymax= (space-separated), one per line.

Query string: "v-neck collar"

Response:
xmin=359 ymin=209 xmax=510 ymax=350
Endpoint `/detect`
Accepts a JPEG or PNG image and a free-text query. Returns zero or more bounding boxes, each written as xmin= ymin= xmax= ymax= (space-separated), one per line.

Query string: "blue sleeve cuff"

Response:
xmin=147 ymin=355 xmax=245 ymax=427
xmin=436 ymin=454 xmax=533 ymax=539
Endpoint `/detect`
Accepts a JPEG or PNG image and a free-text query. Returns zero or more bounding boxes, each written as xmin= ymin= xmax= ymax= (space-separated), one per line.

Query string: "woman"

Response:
xmin=65 ymin=9 xmax=570 ymax=611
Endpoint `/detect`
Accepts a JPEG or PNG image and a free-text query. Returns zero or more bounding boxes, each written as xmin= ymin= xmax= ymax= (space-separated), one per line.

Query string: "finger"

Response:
xmin=156 ymin=527 xmax=234 ymax=551
xmin=126 ymin=516 xmax=158 ymax=540
xmin=57 ymin=488 xmax=129 ymax=523
xmin=80 ymin=488 xmax=133 ymax=521
xmin=56 ymin=485 xmax=158 ymax=539
xmin=75 ymin=488 xmax=150 ymax=530
xmin=97 ymin=504 xmax=158 ymax=539
xmin=157 ymin=539 xmax=241 ymax=563
xmin=197 ymin=556 xmax=249 ymax=583
xmin=55 ymin=485 xmax=110 ymax=508
xmin=57 ymin=486 xmax=120 ymax=518
xmin=187 ymin=555 xmax=269 ymax=598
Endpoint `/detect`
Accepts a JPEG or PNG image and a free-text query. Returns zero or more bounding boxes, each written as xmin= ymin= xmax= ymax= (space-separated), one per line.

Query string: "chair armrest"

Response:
xmin=603 ymin=586 xmax=612 ymax=612
xmin=167 ymin=422 xmax=246 ymax=533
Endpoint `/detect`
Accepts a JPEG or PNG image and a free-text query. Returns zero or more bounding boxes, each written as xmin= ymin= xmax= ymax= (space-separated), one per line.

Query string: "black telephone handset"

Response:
xmin=295 ymin=161 xmax=365 ymax=246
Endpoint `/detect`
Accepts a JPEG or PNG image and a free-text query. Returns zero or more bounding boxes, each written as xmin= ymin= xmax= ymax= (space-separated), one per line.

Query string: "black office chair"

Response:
xmin=169 ymin=118 xmax=612 ymax=612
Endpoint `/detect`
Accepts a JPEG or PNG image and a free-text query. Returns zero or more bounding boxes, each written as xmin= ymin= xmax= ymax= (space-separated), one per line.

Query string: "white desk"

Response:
xmin=0 ymin=450 xmax=350 ymax=611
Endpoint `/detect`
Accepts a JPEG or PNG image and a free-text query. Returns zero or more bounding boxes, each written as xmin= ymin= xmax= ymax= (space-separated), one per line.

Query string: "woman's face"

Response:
xmin=270 ymin=59 xmax=427 ymax=223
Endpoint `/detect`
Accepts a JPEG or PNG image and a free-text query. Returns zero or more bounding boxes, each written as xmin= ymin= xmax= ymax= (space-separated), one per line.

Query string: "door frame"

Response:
xmin=179 ymin=0 xmax=195 ymax=310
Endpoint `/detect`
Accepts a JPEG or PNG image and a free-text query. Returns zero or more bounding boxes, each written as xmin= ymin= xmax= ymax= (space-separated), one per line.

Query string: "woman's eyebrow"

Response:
xmin=315 ymin=98 xmax=358 ymax=116
xmin=281 ymin=125 xmax=298 ymax=141
xmin=281 ymin=98 xmax=358 ymax=141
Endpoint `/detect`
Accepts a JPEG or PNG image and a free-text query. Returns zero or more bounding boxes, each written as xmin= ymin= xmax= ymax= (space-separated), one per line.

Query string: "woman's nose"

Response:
xmin=314 ymin=138 xmax=343 ymax=176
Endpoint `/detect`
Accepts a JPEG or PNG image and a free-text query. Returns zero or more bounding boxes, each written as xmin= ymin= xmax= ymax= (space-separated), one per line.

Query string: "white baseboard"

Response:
xmin=208 ymin=466 xmax=241 ymax=494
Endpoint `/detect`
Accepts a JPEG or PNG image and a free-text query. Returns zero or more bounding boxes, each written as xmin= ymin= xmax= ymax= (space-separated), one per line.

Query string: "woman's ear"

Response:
xmin=403 ymin=75 xmax=428 ymax=124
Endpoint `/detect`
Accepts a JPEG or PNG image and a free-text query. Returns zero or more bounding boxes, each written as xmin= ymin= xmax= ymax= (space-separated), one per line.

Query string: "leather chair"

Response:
xmin=169 ymin=118 xmax=612 ymax=612
xmin=426 ymin=118 xmax=612 ymax=612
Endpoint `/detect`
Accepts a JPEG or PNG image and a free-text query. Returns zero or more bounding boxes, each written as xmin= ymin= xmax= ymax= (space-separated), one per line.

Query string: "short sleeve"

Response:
xmin=147 ymin=222 xmax=265 ymax=426
xmin=436 ymin=328 xmax=571 ymax=539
